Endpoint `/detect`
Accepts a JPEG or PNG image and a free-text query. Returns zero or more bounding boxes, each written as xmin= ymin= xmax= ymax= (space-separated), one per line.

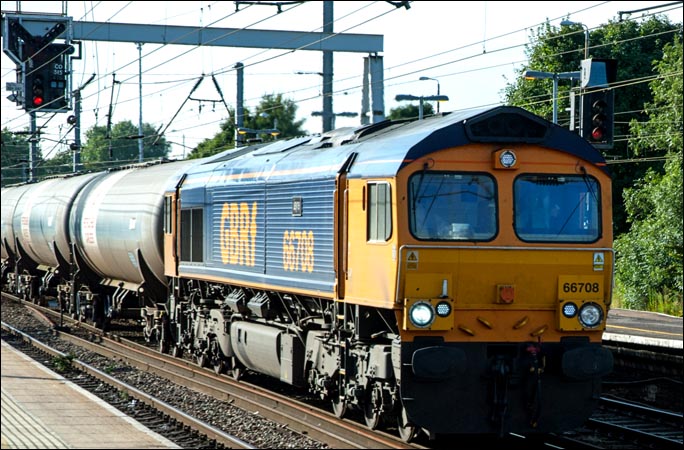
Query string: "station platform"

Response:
xmin=605 ymin=307 xmax=683 ymax=349
xmin=0 ymin=340 xmax=180 ymax=449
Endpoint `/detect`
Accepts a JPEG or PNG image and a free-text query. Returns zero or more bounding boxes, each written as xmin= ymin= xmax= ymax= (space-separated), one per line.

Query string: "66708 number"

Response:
xmin=562 ymin=282 xmax=600 ymax=293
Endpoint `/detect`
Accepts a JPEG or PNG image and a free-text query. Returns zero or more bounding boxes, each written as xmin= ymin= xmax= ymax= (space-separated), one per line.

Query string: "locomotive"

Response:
xmin=1 ymin=106 xmax=614 ymax=441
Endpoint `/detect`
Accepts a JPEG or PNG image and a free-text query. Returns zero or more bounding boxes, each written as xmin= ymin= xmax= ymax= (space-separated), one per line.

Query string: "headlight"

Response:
xmin=409 ymin=301 xmax=435 ymax=328
xmin=578 ymin=302 xmax=603 ymax=328
xmin=499 ymin=150 xmax=517 ymax=168
xmin=435 ymin=301 xmax=452 ymax=318
xmin=562 ymin=302 xmax=578 ymax=318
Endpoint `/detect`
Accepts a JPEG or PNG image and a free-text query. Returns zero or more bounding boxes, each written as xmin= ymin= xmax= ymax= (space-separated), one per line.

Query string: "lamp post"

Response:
xmin=560 ymin=20 xmax=589 ymax=59
xmin=419 ymin=76 xmax=441 ymax=113
xmin=295 ymin=70 xmax=328 ymax=132
xmin=395 ymin=94 xmax=449 ymax=120
xmin=523 ymin=70 xmax=581 ymax=124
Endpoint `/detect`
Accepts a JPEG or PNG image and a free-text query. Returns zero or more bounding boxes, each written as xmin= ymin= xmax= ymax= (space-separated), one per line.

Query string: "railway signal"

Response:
xmin=580 ymin=58 xmax=617 ymax=150
xmin=582 ymin=89 xmax=614 ymax=149
xmin=25 ymin=68 xmax=46 ymax=110
xmin=22 ymin=43 xmax=72 ymax=112
xmin=5 ymin=16 xmax=73 ymax=112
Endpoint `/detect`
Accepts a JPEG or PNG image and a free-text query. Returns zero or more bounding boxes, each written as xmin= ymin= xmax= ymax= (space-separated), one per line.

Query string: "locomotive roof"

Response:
xmin=184 ymin=105 xmax=609 ymax=186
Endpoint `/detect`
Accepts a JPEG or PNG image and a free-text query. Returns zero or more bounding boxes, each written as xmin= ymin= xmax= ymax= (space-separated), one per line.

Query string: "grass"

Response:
xmin=612 ymin=282 xmax=683 ymax=317
xmin=52 ymin=353 xmax=75 ymax=373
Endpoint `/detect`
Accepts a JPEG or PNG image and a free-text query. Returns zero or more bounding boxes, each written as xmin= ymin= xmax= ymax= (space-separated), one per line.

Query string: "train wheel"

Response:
xmin=171 ymin=345 xmax=183 ymax=358
xmin=397 ymin=407 xmax=417 ymax=443
xmin=214 ymin=360 xmax=227 ymax=375
xmin=364 ymin=384 xmax=381 ymax=430
xmin=210 ymin=341 xmax=226 ymax=375
xmin=230 ymin=358 xmax=244 ymax=381
xmin=196 ymin=353 xmax=209 ymax=368
xmin=331 ymin=395 xmax=347 ymax=419
xmin=158 ymin=339 xmax=169 ymax=354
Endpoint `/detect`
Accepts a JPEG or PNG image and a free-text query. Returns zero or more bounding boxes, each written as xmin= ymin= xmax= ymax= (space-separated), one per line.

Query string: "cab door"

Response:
xmin=344 ymin=178 xmax=398 ymax=310
xmin=163 ymin=193 xmax=179 ymax=277
xmin=336 ymin=175 xmax=348 ymax=300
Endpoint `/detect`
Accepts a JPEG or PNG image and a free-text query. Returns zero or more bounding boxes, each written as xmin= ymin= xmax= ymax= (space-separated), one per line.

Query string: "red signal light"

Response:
xmin=590 ymin=99 xmax=608 ymax=142
xmin=591 ymin=127 xmax=604 ymax=141
xmin=31 ymin=75 xmax=45 ymax=108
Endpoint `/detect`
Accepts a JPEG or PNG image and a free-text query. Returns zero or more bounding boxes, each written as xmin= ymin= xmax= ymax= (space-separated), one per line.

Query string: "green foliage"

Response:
xmin=38 ymin=150 xmax=75 ymax=177
xmin=190 ymin=118 xmax=236 ymax=160
xmin=501 ymin=21 xmax=577 ymax=122
xmin=251 ymin=93 xmax=306 ymax=138
xmin=1 ymin=128 xmax=31 ymax=186
xmin=52 ymin=353 xmax=75 ymax=373
xmin=387 ymin=102 xmax=435 ymax=121
xmin=502 ymin=15 xmax=680 ymax=235
xmin=504 ymin=17 xmax=682 ymax=314
xmin=628 ymin=37 xmax=683 ymax=157
xmin=614 ymin=37 xmax=683 ymax=315
xmin=2 ymin=120 xmax=168 ymax=185
xmin=187 ymin=93 xmax=306 ymax=159
xmin=80 ymin=120 xmax=170 ymax=170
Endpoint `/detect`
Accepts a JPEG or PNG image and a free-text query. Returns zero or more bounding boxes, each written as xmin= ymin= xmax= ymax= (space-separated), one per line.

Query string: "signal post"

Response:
xmin=4 ymin=15 xmax=75 ymax=113
xmin=3 ymin=14 xmax=76 ymax=181
xmin=579 ymin=58 xmax=618 ymax=150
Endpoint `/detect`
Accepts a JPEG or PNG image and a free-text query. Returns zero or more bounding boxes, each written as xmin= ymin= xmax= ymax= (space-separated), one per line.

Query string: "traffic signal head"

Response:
xmin=22 ymin=43 xmax=72 ymax=113
xmin=591 ymin=97 xmax=608 ymax=141
xmin=24 ymin=68 xmax=49 ymax=111
xmin=31 ymin=74 xmax=45 ymax=108
xmin=581 ymin=89 xmax=614 ymax=149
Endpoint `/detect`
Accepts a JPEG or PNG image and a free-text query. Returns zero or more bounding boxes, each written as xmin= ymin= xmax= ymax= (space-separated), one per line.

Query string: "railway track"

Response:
xmin=4 ymin=293 xmax=682 ymax=450
xmin=1 ymin=324 xmax=252 ymax=449
xmin=1 ymin=293 xmax=423 ymax=449
xmin=588 ymin=396 xmax=683 ymax=449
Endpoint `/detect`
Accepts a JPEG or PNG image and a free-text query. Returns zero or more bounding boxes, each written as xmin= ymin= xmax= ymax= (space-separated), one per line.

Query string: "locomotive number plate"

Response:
xmin=557 ymin=275 xmax=604 ymax=300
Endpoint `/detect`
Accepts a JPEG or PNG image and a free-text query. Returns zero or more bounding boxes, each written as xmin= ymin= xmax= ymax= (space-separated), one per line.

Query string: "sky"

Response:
xmin=1 ymin=1 xmax=682 ymax=161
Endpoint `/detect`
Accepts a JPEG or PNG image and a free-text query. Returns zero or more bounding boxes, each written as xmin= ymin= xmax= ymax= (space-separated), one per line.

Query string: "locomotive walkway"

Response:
xmin=0 ymin=340 xmax=179 ymax=449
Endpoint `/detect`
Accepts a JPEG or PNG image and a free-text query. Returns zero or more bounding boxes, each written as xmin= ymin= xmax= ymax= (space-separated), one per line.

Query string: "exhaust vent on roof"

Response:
xmin=465 ymin=111 xmax=549 ymax=143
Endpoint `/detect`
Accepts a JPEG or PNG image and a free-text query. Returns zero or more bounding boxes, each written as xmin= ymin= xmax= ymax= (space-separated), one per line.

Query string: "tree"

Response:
xmin=387 ymin=102 xmax=435 ymax=121
xmin=187 ymin=93 xmax=306 ymax=159
xmin=251 ymin=93 xmax=306 ymax=139
xmin=502 ymin=15 xmax=680 ymax=235
xmin=38 ymin=150 xmax=75 ymax=178
xmin=1 ymin=128 xmax=31 ymax=186
xmin=80 ymin=120 xmax=170 ymax=170
xmin=614 ymin=37 xmax=682 ymax=314
xmin=190 ymin=117 xmax=236 ymax=160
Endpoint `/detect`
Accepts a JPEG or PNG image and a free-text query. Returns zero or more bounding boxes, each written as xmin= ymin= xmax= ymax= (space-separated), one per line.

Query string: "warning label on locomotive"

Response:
xmin=406 ymin=250 xmax=419 ymax=270
xmin=593 ymin=252 xmax=604 ymax=271
xmin=558 ymin=275 xmax=604 ymax=300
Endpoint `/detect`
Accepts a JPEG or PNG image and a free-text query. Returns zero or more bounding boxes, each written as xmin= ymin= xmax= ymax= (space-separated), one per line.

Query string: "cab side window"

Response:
xmin=367 ymin=182 xmax=392 ymax=242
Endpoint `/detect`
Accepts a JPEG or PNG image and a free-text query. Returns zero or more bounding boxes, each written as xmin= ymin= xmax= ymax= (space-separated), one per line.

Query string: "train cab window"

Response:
xmin=514 ymin=174 xmax=600 ymax=243
xmin=409 ymin=172 xmax=497 ymax=241
xmin=180 ymin=208 xmax=204 ymax=262
xmin=367 ymin=182 xmax=392 ymax=242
